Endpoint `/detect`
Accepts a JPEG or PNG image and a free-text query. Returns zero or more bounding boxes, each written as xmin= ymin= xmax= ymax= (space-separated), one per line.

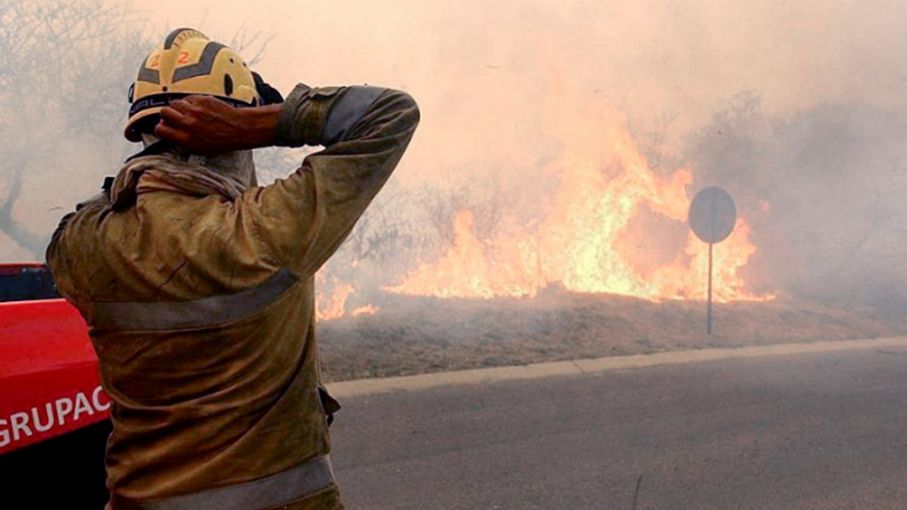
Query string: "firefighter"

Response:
xmin=46 ymin=28 xmax=419 ymax=510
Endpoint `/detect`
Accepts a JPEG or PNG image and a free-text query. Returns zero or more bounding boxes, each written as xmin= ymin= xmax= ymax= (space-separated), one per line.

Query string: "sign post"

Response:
xmin=688 ymin=187 xmax=737 ymax=335
xmin=707 ymin=242 xmax=713 ymax=334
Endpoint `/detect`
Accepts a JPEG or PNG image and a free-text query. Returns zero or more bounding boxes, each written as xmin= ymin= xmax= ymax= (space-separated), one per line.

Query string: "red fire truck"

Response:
xmin=0 ymin=263 xmax=110 ymax=507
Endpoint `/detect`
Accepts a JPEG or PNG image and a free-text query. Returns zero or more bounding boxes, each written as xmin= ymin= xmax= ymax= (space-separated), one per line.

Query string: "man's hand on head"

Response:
xmin=155 ymin=95 xmax=281 ymax=156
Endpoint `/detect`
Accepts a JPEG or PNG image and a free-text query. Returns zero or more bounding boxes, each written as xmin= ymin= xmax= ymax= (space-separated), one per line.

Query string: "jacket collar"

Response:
xmin=108 ymin=149 xmax=247 ymax=211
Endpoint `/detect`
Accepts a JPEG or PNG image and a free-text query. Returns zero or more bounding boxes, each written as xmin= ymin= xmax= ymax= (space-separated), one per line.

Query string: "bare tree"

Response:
xmin=227 ymin=25 xmax=275 ymax=68
xmin=630 ymin=109 xmax=679 ymax=171
xmin=420 ymin=175 xmax=504 ymax=246
xmin=0 ymin=1 xmax=277 ymax=259
xmin=0 ymin=0 xmax=149 ymax=257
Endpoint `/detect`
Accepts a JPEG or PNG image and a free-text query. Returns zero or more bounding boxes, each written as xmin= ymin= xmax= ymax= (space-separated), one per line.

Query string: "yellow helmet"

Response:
xmin=125 ymin=28 xmax=260 ymax=141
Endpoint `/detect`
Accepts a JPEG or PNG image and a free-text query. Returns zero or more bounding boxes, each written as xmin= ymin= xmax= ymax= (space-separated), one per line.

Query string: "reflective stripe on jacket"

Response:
xmin=46 ymin=84 xmax=419 ymax=506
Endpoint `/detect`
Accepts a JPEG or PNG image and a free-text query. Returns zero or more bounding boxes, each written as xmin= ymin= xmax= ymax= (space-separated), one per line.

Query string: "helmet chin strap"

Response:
xmin=141 ymin=133 xmax=161 ymax=147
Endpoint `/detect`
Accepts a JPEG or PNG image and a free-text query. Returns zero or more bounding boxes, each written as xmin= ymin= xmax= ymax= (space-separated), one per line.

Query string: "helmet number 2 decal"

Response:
xmin=148 ymin=52 xmax=190 ymax=69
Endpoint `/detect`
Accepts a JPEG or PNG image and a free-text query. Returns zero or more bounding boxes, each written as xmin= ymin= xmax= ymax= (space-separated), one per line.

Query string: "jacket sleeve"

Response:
xmin=238 ymin=84 xmax=419 ymax=276
xmin=45 ymin=192 xmax=111 ymax=310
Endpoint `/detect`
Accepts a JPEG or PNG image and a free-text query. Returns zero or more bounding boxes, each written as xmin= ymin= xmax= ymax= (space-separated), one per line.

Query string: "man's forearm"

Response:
xmin=274 ymin=85 xmax=345 ymax=148
xmin=240 ymin=85 xmax=376 ymax=150
xmin=236 ymin=104 xmax=282 ymax=150
xmin=275 ymin=84 xmax=415 ymax=148
xmin=155 ymin=85 xmax=414 ymax=155
xmin=243 ymin=85 xmax=419 ymax=274
xmin=155 ymin=96 xmax=281 ymax=155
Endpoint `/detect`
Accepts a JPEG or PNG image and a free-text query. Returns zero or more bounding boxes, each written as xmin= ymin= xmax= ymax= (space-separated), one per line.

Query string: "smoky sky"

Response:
xmin=123 ymin=0 xmax=907 ymax=182
xmin=3 ymin=0 xmax=907 ymax=309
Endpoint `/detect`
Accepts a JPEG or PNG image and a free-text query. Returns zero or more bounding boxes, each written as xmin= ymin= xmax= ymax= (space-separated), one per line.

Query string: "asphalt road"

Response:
xmin=329 ymin=345 xmax=907 ymax=510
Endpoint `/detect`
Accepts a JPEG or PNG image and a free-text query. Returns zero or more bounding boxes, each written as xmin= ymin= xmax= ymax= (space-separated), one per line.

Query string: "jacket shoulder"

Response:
xmin=46 ymin=192 xmax=112 ymax=307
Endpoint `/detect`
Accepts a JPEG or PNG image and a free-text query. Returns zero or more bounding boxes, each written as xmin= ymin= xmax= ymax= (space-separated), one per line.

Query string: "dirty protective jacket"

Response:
xmin=46 ymin=84 xmax=419 ymax=509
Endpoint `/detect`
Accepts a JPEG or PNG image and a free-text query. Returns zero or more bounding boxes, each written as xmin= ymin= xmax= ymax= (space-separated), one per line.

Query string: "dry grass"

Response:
xmin=318 ymin=290 xmax=907 ymax=382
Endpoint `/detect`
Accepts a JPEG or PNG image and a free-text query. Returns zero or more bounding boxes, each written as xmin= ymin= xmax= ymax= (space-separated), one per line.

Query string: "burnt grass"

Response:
xmin=318 ymin=289 xmax=907 ymax=382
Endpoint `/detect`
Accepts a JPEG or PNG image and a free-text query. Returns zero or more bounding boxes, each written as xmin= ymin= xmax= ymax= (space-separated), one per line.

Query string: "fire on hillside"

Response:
xmin=316 ymin=125 xmax=772 ymax=321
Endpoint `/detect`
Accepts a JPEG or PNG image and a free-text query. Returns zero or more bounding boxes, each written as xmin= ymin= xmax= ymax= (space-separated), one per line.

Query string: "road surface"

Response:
xmin=330 ymin=345 xmax=907 ymax=509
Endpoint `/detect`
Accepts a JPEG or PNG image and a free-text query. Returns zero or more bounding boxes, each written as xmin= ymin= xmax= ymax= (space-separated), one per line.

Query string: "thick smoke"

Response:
xmin=0 ymin=0 xmax=149 ymax=259
xmin=3 ymin=0 xmax=907 ymax=314
xmin=687 ymin=94 xmax=907 ymax=310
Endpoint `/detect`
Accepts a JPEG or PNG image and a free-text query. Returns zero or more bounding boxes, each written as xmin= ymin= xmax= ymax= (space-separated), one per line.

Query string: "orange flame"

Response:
xmin=387 ymin=126 xmax=771 ymax=302
xmin=315 ymin=274 xmax=380 ymax=321
xmin=350 ymin=304 xmax=379 ymax=317
xmin=315 ymin=278 xmax=353 ymax=321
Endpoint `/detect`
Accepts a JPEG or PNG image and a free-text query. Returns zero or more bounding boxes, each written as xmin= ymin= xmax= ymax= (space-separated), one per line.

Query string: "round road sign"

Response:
xmin=688 ymin=187 xmax=737 ymax=244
